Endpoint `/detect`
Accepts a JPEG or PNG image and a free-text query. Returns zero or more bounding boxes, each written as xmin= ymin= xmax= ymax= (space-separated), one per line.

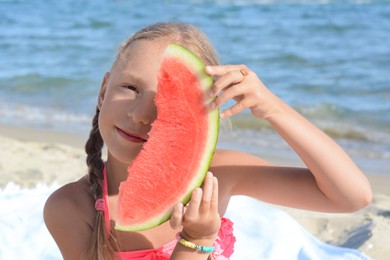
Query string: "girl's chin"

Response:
xmin=107 ymin=147 xmax=141 ymax=165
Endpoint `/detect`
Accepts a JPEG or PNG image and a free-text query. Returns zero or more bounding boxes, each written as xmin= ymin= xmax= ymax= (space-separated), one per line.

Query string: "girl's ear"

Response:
xmin=98 ymin=72 xmax=110 ymax=109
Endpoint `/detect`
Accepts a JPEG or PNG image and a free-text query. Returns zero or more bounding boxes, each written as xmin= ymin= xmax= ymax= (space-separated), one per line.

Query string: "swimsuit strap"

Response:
xmin=94 ymin=164 xmax=111 ymax=234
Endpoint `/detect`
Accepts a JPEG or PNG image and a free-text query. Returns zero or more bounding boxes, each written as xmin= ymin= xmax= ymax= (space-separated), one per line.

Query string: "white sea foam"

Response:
xmin=0 ymin=183 xmax=61 ymax=259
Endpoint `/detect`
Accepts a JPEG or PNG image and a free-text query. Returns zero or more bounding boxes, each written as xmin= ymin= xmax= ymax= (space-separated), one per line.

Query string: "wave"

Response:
xmin=219 ymin=118 xmax=390 ymax=172
xmin=224 ymin=110 xmax=389 ymax=144
xmin=0 ymin=101 xmax=92 ymax=134
xmin=194 ymin=0 xmax=388 ymax=5
xmin=1 ymin=96 xmax=387 ymax=144
xmin=1 ymin=73 xmax=94 ymax=94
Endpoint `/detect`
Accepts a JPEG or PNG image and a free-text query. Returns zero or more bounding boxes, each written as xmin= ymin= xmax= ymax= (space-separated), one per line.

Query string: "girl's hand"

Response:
xmin=206 ymin=65 xmax=282 ymax=119
xmin=170 ymin=172 xmax=220 ymax=241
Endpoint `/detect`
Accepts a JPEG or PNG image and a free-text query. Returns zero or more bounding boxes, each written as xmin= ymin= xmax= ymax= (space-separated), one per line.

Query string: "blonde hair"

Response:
xmin=115 ymin=22 xmax=220 ymax=68
xmin=85 ymin=22 xmax=219 ymax=259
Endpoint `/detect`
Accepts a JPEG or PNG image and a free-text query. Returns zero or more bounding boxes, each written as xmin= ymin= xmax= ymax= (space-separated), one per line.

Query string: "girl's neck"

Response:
xmin=105 ymin=153 xmax=133 ymax=195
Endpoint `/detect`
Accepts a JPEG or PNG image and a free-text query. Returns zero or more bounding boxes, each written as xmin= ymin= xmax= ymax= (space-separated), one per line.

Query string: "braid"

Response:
xmin=86 ymin=108 xmax=104 ymax=199
xmin=85 ymin=108 xmax=117 ymax=259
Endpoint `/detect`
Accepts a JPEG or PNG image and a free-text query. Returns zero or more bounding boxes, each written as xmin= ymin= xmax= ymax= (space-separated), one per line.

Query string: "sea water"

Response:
xmin=1 ymin=0 xmax=389 ymax=175
xmin=1 ymin=1 xmax=389 ymax=259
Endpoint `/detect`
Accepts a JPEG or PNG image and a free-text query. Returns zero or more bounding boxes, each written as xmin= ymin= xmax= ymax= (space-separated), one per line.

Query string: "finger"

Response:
xmin=200 ymin=172 xmax=213 ymax=213
xmin=206 ymin=65 xmax=248 ymax=77
xmin=170 ymin=203 xmax=183 ymax=229
xmin=182 ymin=203 xmax=188 ymax=215
xmin=185 ymin=188 xmax=202 ymax=220
xmin=208 ymin=70 xmax=248 ymax=98
xmin=210 ymin=176 xmax=219 ymax=214
xmin=212 ymin=81 xmax=247 ymax=109
xmin=221 ymin=100 xmax=250 ymax=119
xmin=219 ymin=87 xmax=259 ymax=118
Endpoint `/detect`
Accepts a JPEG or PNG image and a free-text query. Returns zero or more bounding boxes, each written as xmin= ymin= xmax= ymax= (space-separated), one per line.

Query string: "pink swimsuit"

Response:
xmin=100 ymin=166 xmax=236 ymax=259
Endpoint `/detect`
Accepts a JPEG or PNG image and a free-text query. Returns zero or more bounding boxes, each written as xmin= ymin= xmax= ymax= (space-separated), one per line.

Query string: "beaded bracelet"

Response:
xmin=175 ymin=233 xmax=215 ymax=253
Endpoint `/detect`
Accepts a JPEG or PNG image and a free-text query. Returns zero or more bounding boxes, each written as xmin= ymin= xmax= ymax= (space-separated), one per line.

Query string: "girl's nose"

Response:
xmin=128 ymin=94 xmax=157 ymax=125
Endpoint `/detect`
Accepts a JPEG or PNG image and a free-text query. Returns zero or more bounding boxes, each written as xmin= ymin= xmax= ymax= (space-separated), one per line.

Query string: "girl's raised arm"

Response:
xmin=206 ymin=65 xmax=372 ymax=212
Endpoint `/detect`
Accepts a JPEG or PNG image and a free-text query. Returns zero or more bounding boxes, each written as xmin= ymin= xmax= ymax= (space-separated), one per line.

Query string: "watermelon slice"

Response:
xmin=115 ymin=44 xmax=219 ymax=231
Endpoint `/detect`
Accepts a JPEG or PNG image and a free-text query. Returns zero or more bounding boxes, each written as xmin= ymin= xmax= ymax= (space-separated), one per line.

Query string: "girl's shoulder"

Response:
xmin=44 ymin=175 xmax=95 ymax=225
xmin=43 ymin=176 xmax=96 ymax=257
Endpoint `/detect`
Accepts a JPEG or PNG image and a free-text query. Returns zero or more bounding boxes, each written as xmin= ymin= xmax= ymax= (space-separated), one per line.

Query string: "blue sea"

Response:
xmin=0 ymin=0 xmax=389 ymax=175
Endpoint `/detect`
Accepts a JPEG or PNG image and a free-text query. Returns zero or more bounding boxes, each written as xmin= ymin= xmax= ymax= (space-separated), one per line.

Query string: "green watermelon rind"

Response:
xmin=115 ymin=44 xmax=219 ymax=232
xmin=164 ymin=44 xmax=219 ymax=208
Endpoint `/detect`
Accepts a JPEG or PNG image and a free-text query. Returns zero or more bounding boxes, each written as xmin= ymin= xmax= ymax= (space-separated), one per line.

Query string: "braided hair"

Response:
xmin=85 ymin=108 xmax=118 ymax=259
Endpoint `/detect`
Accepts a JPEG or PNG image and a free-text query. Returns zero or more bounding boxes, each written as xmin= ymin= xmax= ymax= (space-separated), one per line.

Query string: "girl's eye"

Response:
xmin=122 ymin=85 xmax=139 ymax=94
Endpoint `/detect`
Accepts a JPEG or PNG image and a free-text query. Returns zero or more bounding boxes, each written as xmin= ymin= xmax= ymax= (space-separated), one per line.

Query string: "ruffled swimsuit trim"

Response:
xmin=100 ymin=165 xmax=236 ymax=259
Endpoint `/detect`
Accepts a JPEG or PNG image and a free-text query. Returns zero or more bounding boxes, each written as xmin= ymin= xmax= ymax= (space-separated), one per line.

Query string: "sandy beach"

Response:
xmin=1 ymin=124 xmax=389 ymax=259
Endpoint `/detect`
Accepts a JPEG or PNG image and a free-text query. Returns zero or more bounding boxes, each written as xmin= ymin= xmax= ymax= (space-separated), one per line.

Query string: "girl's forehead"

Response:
xmin=110 ymin=40 xmax=169 ymax=85
xmin=122 ymin=39 xmax=168 ymax=65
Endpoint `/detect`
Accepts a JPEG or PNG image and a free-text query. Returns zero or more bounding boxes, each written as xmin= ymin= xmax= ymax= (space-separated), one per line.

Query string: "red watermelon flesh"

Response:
xmin=115 ymin=44 xmax=219 ymax=231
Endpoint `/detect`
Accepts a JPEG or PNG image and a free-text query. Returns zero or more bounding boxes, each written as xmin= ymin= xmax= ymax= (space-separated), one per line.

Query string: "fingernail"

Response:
xmin=210 ymin=102 xmax=216 ymax=110
xmin=208 ymin=89 xmax=214 ymax=97
xmin=176 ymin=202 xmax=183 ymax=211
xmin=194 ymin=188 xmax=202 ymax=197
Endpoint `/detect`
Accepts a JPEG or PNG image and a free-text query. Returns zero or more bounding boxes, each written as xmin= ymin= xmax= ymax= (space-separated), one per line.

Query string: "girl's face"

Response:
xmin=98 ymin=40 xmax=166 ymax=164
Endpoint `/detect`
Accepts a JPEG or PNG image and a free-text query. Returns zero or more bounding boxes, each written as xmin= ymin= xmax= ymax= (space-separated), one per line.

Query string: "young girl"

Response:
xmin=44 ymin=22 xmax=372 ymax=260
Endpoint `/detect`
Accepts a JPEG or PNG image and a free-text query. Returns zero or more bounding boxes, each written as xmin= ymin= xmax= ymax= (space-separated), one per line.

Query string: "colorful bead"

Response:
xmin=176 ymin=233 xmax=215 ymax=253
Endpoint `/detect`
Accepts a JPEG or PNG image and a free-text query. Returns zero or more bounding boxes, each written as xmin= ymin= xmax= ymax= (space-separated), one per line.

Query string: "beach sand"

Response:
xmin=1 ymin=124 xmax=389 ymax=259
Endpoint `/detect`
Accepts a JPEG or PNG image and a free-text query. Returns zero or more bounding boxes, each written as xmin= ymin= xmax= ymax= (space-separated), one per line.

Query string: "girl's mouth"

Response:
xmin=116 ymin=127 xmax=147 ymax=143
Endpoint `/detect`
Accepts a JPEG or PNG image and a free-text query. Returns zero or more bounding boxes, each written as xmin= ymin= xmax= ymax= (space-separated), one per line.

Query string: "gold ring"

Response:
xmin=240 ymin=69 xmax=249 ymax=77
